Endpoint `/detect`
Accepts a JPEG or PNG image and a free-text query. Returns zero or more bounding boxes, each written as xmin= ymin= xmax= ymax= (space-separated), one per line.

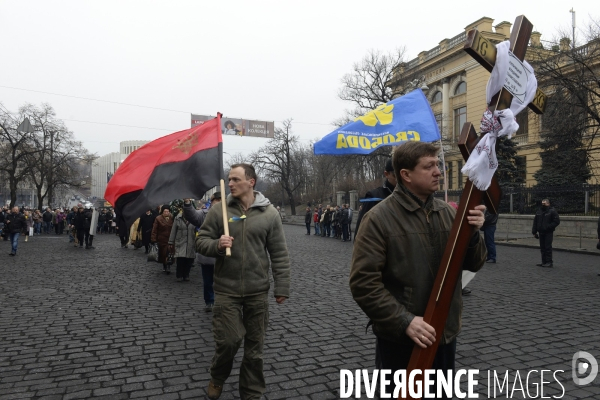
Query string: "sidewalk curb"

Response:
xmin=495 ymin=241 xmax=600 ymax=256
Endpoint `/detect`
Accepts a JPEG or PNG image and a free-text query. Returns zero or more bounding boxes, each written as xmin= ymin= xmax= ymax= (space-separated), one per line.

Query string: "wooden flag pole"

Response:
xmin=220 ymin=179 xmax=231 ymax=257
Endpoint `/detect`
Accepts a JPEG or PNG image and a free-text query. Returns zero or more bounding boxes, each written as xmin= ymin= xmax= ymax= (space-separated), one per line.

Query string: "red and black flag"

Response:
xmin=105 ymin=114 xmax=223 ymax=227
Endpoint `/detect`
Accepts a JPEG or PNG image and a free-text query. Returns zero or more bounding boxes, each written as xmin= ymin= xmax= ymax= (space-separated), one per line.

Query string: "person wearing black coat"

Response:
xmin=42 ymin=208 xmax=53 ymax=234
xmin=5 ymin=206 xmax=26 ymax=255
xmin=532 ymin=199 xmax=560 ymax=268
xmin=138 ymin=209 xmax=157 ymax=253
xmin=73 ymin=207 xmax=87 ymax=248
xmin=304 ymin=207 xmax=311 ymax=235
xmin=340 ymin=205 xmax=350 ymax=242
xmin=82 ymin=208 xmax=94 ymax=249
xmin=354 ymin=158 xmax=397 ymax=239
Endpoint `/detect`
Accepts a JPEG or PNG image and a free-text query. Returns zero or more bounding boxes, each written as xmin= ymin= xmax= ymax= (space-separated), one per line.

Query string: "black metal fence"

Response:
xmin=434 ymin=184 xmax=600 ymax=216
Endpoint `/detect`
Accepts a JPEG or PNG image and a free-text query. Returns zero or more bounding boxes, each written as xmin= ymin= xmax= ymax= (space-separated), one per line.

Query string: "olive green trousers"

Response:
xmin=210 ymin=292 xmax=269 ymax=400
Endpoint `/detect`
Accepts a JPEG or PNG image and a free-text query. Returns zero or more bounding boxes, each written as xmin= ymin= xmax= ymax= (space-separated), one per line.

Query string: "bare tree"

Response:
xmin=0 ymin=103 xmax=38 ymax=207
xmin=19 ymin=103 xmax=95 ymax=209
xmin=338 ymin=48 xmax=409 ymax=116
xmin=532 ymin=19 xmax=600 ymax=179
xmin=252 ymin=119 xmax=307 ymax=215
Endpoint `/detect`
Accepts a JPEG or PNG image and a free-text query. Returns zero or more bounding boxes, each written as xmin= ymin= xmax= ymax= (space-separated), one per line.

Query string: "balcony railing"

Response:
xmin=404 ymin=31 xmax=467 ymax=71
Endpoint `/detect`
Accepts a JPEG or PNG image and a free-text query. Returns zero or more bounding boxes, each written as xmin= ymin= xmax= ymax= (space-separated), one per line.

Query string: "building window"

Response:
xmin=432 ymin=91 xmax=442 ymax=103
xmin=447 ymin=163 xmax=453 ymax=190
xmin=454 ymin=106 xmax=467 ymax=139
xmin=454 ymin=81 xmax=466 ymax=95
xmin=516 ymin=109 xmax=529 ymax=135
xmin=458 ymin=161 xmax=463 ymax=189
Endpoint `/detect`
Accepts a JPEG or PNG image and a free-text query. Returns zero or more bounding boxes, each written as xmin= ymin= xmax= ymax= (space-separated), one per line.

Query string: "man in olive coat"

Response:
xmin=197 ymin=163 xmax=290 ymax=400
xmin=350 ymin=142 xmax=486 ymax=398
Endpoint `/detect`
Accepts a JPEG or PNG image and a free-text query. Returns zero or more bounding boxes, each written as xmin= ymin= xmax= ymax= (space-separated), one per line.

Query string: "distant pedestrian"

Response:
xmin=151 ymin=206 xmax=174 ymax=274
xmin=304 ymin=207 xmax=311 ymax=235
xmin=182 ymin=192 xmax=222 ymax=311
xmin=42 ymin=207 xmax=53 ymax=234
xmin=168 ymin=201 xmax=197 ymax=282
xmin=532 ymin=199 xmax=560 ymax=268
xmin=313 ymin=207 xmax=320 ymax=235
xmin=5 ymin=206 xmax=26 ymax=256
xmin=73 ymin=206 xmax=86 ymax=248
xmin=354 ymin=158 xmax=397 ymax=239
xmin=138 ymin=209 xmax=157 ymax=253
xmin=481 ymin=209 xmax=498 ymax=263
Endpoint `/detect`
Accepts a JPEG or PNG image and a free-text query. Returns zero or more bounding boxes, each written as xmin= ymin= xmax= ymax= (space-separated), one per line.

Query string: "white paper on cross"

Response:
xmin=461 ymin=40 xmax=538 ymax=191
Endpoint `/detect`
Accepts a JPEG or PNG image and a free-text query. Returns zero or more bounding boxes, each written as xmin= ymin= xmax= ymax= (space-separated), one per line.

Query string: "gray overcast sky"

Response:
xmin=0 ymin=0 xmax=596 ymax=159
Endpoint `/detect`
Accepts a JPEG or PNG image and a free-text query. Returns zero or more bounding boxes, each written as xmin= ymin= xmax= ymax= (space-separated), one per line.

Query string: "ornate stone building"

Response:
xmin=392 ymin=16 xmax=599 ymax=189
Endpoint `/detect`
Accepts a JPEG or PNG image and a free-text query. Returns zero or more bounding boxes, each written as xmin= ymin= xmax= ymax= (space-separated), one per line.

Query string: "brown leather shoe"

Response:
xmin=207 ymin=381 xmax=223 ymax=399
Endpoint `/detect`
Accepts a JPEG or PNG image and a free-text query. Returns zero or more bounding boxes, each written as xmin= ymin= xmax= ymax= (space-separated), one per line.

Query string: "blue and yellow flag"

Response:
xmin=313 ymin=89 xmax=440 ymax=155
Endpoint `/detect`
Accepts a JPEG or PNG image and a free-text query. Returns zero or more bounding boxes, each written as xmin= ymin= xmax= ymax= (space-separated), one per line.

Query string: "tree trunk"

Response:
xmin=9 ymin=176 xmax=17 ymax=209
xmin=287 ymin=191 xmax=296 ymax=215
xmin=36 ymin=187 xmax=45 ymax=211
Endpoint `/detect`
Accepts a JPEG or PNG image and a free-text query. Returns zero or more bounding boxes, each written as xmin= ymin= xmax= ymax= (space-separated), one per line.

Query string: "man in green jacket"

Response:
xmin=350 ymin=141 xmax=486 ymax=398
xmin=197 ymin=163 xmax=290 ymax=400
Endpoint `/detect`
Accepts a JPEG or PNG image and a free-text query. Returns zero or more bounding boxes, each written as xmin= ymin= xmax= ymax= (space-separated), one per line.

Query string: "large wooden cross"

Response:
xmin=404 ymin=15 xmax=546 ymax=399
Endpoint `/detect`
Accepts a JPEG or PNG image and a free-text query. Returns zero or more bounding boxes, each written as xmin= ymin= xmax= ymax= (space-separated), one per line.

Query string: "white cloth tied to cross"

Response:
xmin=461 ymin=40 xmax=538 ymax=190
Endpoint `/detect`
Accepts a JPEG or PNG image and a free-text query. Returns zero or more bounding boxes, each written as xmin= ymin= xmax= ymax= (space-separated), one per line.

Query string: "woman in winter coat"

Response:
xmin=32 ymin=210 xmax=42 ymax=235
xmin=151 ymin=206 xmax=174 ymax=273
xmin=168 ymin=210 xmax=197 ymax=281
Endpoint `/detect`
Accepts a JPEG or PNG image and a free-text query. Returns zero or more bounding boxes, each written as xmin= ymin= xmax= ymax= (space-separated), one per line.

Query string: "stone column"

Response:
xmin=442 ymin=78 xmax=450 ymax=140
xmin=336 ymin=191 xmax=345 ymax=207
xmin=349 ymin=190 xmax=358 ymax=211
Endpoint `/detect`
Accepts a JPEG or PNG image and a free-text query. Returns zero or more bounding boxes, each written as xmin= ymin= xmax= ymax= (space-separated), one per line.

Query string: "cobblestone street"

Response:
xmin=1 ymin=226 xmax=599 ymax=400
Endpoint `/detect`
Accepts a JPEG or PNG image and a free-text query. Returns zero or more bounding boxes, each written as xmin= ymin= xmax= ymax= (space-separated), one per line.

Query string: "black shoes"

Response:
xmin=462 ymin=288 xmax=472 ymax=296
xmin=541 ymin=263 xmax=553 ymax=268
xmin=536 ymin=263 xmax=543 ymax=266
xmin=9 ymin=253 xmax=15 ymax=256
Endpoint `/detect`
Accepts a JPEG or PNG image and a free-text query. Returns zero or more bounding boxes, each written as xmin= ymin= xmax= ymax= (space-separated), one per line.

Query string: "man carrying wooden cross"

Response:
xmin=350 ymin=15 xmax=542 ymax=398
xmin=349 ymin=141 xmax=487 ymax=397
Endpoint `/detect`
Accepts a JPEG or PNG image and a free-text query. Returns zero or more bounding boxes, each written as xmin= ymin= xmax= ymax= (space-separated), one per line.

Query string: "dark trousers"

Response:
xmin=176 ymin=257 xmax=193 ymax=279
xmin=305 ymin=222 xmax=311 ymax=234
xmin=85 ymin=233 xmax=93 ymax=247
xmin=342 ymin=223 xmax=349 ymax=241
xmin=375 ymin=337 xmax=456 ymax=400
xmin=201 ymin=263 xmax=215 ymax=305
xmin=119 ymin=231 xmax=129 ymax=246
xmin=482 ymin=225 xmax=496 ymax=261
xmin=539 ymin=232 xmax=553 ymax=264
xmin=77 ymin=230 xmax=85 ymax=246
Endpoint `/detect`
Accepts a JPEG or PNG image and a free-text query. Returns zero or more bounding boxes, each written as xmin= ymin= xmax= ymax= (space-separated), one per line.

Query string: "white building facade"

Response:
xmin=91 ymin=140 xmax=149 ymax=201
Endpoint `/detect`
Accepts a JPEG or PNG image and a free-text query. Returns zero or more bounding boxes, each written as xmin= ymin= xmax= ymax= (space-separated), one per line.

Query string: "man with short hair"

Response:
xmin=42 ymin=207 xmax=53 ymax=234
xmin=532 ymin=198 xmax=560 ymax=268
xmin=197 ymin=163 xmax=290 ymax=400
xmin=340 ymin=204 xmax=350 ymax=242
xmin=354 ymin=158 xmax=397 ymax=239
xmin=350 ymin=142 xmax=486 ymax=398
